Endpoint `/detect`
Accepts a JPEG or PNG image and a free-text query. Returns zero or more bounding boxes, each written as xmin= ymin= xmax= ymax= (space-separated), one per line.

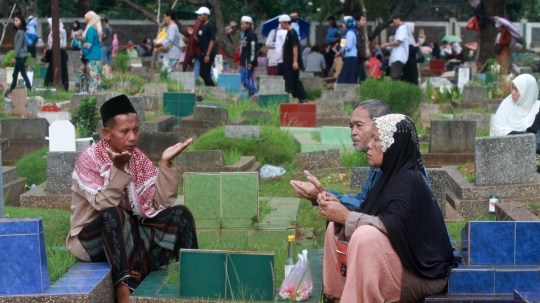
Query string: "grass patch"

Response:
xmin=446 ymin=221 xmax=467 ymax=246
xmin=469 ymin=106 xmax=492 ymax=114
xmin=144 ymin=106 xmax=166 ymax=122
xmin=305 ymin=88 xmax=324 ymax=101
xmin=340 ymin=149 xmax=369 ymax=169
xmin=5 ymin=206 xmax=75 ymax=284
xmin=37 ymin=89 xmax=75 ymax=104
xmin=476 ymin=128 xmax=490 ymax=137
xmin=310 ymin=131 xmax=321 ymax=142
xmin=14 ymin=148 xmax=48 ymax=185
xmin=420 ymin=143 xmax=429 ymax=152
xmin=258 ymin=198 xmax=277 ymax=221
xmin=457 ymin=163 xmax=475 ymax=183
xmin=191 ymin=126 xmax=299 ymax=165
xmin=224 ymin=149 xmax=242 ymax=166
xmin=102 ymin=75 xmax=146 ymax=91
xmin=416 ymin=124 xmax=429 ymax=135
xmin=344 ymin=103 xmax=353 ymax=116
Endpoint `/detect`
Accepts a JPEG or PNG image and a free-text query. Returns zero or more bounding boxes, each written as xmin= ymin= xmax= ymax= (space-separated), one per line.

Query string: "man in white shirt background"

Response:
xmin=275 ymin=24 xmax=288 ymax=76
xmin=380 ymin=12 xmax=409 ymax=81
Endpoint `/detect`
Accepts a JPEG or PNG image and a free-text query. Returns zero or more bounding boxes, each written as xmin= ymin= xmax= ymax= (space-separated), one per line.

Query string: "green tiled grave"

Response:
xmin=227 ymin=252 xmax=274 ymax=301
xmin=184 ymin=172 xmax=259 ymax=229
xmin=163 ymin=92 xmax=196 ymax=125
xmin=179 ymin=250 xmax=227 ymax=299
xmin=259 ymin=94 xmax=289 ymax=107
xmin=292 ymin=129 xmax=354 ymax=152
xmin=320 ymin=127 xmax=352 ymax=145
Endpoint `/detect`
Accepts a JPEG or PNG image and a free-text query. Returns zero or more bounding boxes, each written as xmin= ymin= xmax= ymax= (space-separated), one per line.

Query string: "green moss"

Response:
xmin=14 ymin=148 xmax=48 ymax=185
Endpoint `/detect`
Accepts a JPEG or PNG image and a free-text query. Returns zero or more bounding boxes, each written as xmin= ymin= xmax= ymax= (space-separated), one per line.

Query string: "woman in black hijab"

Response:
xmin=320 ymin=114 xmax=455 ymax=302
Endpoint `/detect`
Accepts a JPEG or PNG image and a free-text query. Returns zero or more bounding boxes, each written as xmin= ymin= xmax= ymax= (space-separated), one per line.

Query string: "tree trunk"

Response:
xmin=207 ymin=0 xmax=235 ymax=58
xmin=78 ymin=0 xmax=90 ymax=18
xmin=477 ymin=0 xmax=505 ymax=70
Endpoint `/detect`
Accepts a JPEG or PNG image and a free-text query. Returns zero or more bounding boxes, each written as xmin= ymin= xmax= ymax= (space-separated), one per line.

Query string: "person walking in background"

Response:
xmin=81 ymin=11 xmax=103 ymax=93
xmin=368 ymin=52 xmax=383 ymax=78
xmin=326 ymin=16 xmax=340 ymax=46
xmin=239 ymin=16 xmax=258 ymax=97
xmin=290 ymin=13 xmax=301 ymax=39
xmin=44 ymin=18 xmax=69 ymax=91
xmin=154 ymin=9 xmax=180 ymax=75
xmin=275 ymin=24 xmax=287 ymax=76
xmin=304 ymin=45 xmax=326 ymax=77
xmin=26 ymin=16 xmax=38 ymax=58
xmin=355 ymin=13 xmax=367 ymax=83
xmin=138 ymin=39 xmax=152 ymax=57
xmin=265 ymin=27 xmax=279 ymax=75
xmin=440 ymin=40 xmax=452 ymax=60
xmin=101 ymin=17 xmax=113 ymax=66
xmin=495 ymin=22 xmax=511 ymax=74
xmin=381 ymin=12 xmax=408 ymax=81
xmin=194 ymin=6 xmax=216 ymax=86
xmin=74 ymin=55 xmax=89 ymax=93
xmin=112 ymin=34 xmax=119 ymax=58
xmin=401 ymin=22 xmax=419 ymax=85
xmin=336 ymin=16 xmax=358 ymax=84
xmin=70 ymin=20 xmax=83 ymax=51
xmin=229 ymin=21 xmax=240 ymax=46
xmin=4 ymin=14 xmax=31 ymax=99
xmin=280 ymin=14 xmax=308 ymax=103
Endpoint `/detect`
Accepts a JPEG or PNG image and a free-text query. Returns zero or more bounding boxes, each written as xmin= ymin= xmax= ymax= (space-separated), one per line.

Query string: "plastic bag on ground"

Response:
xmin=259 ymin=164 xmax=286 ymax=180
xmin=279 ymin=250 xmax=313 ymax=301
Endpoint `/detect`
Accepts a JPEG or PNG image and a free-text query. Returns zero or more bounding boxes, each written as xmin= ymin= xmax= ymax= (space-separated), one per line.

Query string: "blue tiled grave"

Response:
xmin=514 ymin=288 xmax=540 ymax=303
xmin=0 ymin=217 xmax=49 ymax=295
xmin=461 ymin=222 xmax=540 ymax=265
xmin=218 ymin=74 xmax=242 ymax=94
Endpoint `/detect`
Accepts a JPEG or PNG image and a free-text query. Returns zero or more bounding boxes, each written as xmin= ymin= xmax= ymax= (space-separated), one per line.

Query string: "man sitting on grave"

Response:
xmin=290 ymin=99 xmax=392 ymax=210
xmin=66 ymin=95 xmax=199 ymax=303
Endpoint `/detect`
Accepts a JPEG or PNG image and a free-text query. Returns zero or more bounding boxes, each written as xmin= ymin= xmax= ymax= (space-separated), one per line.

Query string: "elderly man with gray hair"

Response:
xmin=239 ymin=15 xmax=258 ymax=97
xmin=291 ymin=100 xmax=391 ymax=209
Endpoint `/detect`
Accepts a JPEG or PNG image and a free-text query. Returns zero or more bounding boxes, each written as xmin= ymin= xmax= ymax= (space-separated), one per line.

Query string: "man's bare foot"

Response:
xmin=115 ymin=283 xmax=130 ymax=303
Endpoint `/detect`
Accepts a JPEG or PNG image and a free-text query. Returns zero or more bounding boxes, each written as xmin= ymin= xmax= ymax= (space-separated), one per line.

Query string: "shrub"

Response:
xmin=3 ymin=50 xmax=31 ymax=68
xmin=191 ymin=126 xmax=299 ymax=165
xmin=113 ymin=54 xmax=130 ymax=73
xmin=358 ymin=78 xmax=423 ymax=119
xmin=305 ymin=87 xmax=324 ymax=101
xmin=71 ymin=96 xmax=99 ymax=137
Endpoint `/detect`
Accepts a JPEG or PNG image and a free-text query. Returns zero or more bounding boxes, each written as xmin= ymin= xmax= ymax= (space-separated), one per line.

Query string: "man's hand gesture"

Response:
xmin=161 ymin=138 xmax=193 ymax=167
xmin=107 ymin=149 xmax=132 ymax=171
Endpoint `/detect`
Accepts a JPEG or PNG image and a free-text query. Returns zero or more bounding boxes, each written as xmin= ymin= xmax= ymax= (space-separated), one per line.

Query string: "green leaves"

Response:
xmin=71 ymin=96 xmax=99 ymax=138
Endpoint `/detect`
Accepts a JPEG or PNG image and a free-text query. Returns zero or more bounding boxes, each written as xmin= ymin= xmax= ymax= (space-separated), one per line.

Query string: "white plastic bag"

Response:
xmin=259 ymin=164 xmax=286 ymax=180
xmin=279 ymin=250 xmax=313 ymax=301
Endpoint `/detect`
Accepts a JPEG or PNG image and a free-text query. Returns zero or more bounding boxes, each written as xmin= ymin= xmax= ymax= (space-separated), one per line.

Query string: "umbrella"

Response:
xmin=491 ymin=16 xmax=523 ymax=44
xmin=468 ymin=0 xmax=480 ymax=8
xmin=442 ymin=35 xmax=462 ymax=43
xmin=262 ymin=16 xmax=311 ymax=40
xmin=464 ymin=42 xmax=478 ymax=51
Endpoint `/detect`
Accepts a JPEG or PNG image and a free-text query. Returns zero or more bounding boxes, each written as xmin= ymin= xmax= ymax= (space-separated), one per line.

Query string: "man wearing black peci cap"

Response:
xmin=66 ymin=95 xmax=198 ymax=303
xmin=380 ymin=12 xmax=409 ymax=81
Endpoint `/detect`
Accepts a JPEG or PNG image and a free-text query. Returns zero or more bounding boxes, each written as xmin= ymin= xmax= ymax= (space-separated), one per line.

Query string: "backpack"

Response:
xmin=26 ymin=32 xmax=38 ymax=46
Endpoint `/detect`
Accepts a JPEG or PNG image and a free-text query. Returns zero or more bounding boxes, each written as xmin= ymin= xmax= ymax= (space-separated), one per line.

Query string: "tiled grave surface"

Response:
xmin=131 ymin=249 xmax=324 ymax=303
xmin=163 ymin=93 xmax=196 ymax=125
xmin=218 ymin=74 xmax=242 ymax=94
xmin=448 ymin=265 xmax=540 ymax=294
xmin=514 ymin=289 xmax=540 ymax=303
xmin=184 ymin=172 xmax=259 ymax=229
xmin=462 ymin=222 xmax=540 ymax=265
xmin=424 ymin=293 xmax=514 ymax=302
xmin=0 ymin=218 xmax=49 ymax=295
xmin=259 ymin=94 xmax=290 ymax=107
xmin=280 ymin=103 xmax=316 ymax=127
xmin=291 ymin=127 xmax=353 ymax=153
xmin=0 ymin=262 xmax=114 ymax=302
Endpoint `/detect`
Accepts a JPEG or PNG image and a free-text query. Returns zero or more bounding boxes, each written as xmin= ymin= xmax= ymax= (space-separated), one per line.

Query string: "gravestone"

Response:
xmin=193 ymin=106 xmax=228 ymax=123
xmin=350 ymin=167 xmax=371 ymax=189
xmin=75 ymin=138 xmax=93 ymax=151
xmin=280 ymin=103 xmax=316 ymax=127
xmin=174 ymin=106 xmax=229 ymax=140
xmin=144 ymin=83 xmax=168 ymax=95
xmin=429 ymin=120 xmax=476 ymax=153
xmin=214 ymin=54 xmax=224 ymax=77
xmin=316 ymin=99 xmax=349 ymax=127
xmin=333 ymin=83 xmax=360 ymax=99
xmin=462 ymin=86 xmax=487 ymax=103
xmin=259 ymin=78 xmax=285 ymax=95
xmin=321 ymin=90 xmax=355 ymax=102
xmin=70 ymin=92 xmax=121 ymax=114
xmin=242 ymin=110 xmax=271 ymax=120
xmin=128 ymin=96 xmax=145 ymax=124
xmin=48 ymin=120 xmax=76 ymax=152
xmin=455 ymin=113 xmax=491 ymax=131
xmin=137 ymin=132 xmax=181 ymax=162
xmin=27 ymin=98 xmax=39 ymax=117
xmin=163 ymin=92 xmax=196 ymax=125
xmin=224 ymin=125 xmax=260 ymax=139
xmin=321 ymin=127 xmax=352 ymax=145
xmin=37 ymin=111 xmax=71 ymax=124
xmin=296 ymin=149 xmax=341 ymax=171
xmin=196 ymin=86 xmax=228 ymax=101
xmin=177 ymin=150 xmax=225 ymax=168
xmin=475 ymin=134 xmax=536 ymax=186
xmin=140 ymin=115 xmax=175 ymax=132
xmin=1 ymin=118 xmax=49 ymax=162
xmin=11 ymin=88 xmax=28 ymax=116
xmin=426 ymin=168 xmax=447 ymax=217
xmin=300 ymin=76 xmax=325 ymax=90
xmin=47 ymin=151 xmax=81 ymax=194
xmin=218 ymin=74 xmax=242 ymax=94
xmin=457 ymin=67 xmax=471 ymax=91
xmin=170 ymin=72 xmax=195 ymax=91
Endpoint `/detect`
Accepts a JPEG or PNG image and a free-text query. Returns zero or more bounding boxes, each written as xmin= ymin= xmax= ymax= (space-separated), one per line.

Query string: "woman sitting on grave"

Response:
xmin=318 ymin=114 xmax=456 ymax=302
xmin=494 ymin=74 xmax=540 ymax=136
xmin=66 ymin=95 xmax=199 ymax=303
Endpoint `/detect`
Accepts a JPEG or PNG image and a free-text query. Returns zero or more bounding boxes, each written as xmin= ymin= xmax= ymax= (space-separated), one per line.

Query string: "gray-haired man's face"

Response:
xmin=350 ymin=107 xmax=373 ymax=153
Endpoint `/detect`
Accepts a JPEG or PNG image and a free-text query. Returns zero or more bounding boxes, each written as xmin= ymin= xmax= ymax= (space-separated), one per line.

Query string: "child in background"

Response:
xmin=368 ymin=53 xmax=382 ymax=78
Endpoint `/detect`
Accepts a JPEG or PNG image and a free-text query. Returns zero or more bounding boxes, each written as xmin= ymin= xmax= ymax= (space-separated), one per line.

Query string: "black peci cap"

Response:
xmin=100 ymin=94 xmax=137 ymax=125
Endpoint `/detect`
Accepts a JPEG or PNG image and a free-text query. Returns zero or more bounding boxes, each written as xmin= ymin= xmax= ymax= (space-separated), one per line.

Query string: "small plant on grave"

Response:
xmin=113 ymin=54 xmax=130 ymax=74
xmin=71 ymin=96 xmax=99 ymax=138
xmin=2 ymin=50 xmax=31 ymax=68
xmin=457 ymin=163 xmax=475 ymax=183
xmin=425 ymin=79 xmax=433 ymax=103
xmin=305 ymin=87 xmax=324 ymax=101
xmin=310 ymin=131 xmax=321 ymax=142
xmin=159 ymin=67 xmax=168 ymax=80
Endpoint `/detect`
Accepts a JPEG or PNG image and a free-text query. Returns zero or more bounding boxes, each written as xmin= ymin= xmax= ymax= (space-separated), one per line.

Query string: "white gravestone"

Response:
xmin=458 ymin=68 xmax=471 ymax=92
xmin=48 ymin=121 xmax=76 ymax=151
xmin=214 ymin=55 xmax=224 ymax=80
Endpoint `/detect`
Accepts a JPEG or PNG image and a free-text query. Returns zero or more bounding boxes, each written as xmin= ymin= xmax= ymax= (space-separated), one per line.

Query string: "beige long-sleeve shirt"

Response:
xmin=66 ymin=163 xmax=180 ymax=261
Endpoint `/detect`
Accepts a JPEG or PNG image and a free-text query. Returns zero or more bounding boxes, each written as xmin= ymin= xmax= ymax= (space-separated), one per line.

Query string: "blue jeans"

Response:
xmin=240 ymin=66 xmax=258 ymax=96
xmin=194 ymin=58 xmax=215 ymax=82
xmin=102 ymin=48 xmax=112 ymax=65
xmin=10 ymin=57 xmax=31 ymax=91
